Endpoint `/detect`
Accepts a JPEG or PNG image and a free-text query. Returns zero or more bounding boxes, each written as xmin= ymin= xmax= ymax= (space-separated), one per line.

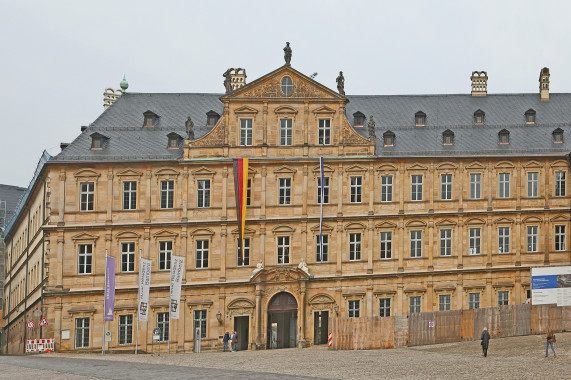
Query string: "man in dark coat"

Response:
xmin=480 ymin=327 xmax=491 ymax=357
xmin=222 ymin=331 xmax=230 ymax=352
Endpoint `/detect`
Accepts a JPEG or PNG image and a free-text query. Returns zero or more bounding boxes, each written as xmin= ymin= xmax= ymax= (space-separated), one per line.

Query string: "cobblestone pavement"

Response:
xmin=2 ymin=332 xmax=569 ymax=379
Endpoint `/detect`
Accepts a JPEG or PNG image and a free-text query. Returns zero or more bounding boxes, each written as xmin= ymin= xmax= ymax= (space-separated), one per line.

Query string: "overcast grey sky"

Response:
xmin=2 ymin=0 xmax=571 ymax=187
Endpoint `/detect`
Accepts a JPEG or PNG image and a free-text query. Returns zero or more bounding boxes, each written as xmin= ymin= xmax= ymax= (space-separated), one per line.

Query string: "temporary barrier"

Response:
xmin=26 ymin=339 xmax=55 ymax=353
xmin=328 ymin=332 xmax=332 ymax=347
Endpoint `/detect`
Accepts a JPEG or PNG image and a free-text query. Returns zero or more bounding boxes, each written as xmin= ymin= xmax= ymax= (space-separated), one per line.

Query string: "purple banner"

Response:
xmin=104 ymin=256 xmax=116 ymax=321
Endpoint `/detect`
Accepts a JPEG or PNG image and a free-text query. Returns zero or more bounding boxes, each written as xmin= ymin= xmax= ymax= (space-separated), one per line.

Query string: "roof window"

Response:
xmin=415 ymin=111 xmax=426 ymax=127
xmin=167 ymin=132 xmax=182 ymax=149
xmin=383 ymin=131 xmax=395 ymax=147
xmin=442 ymin=129 xmax=454 ymax=145
xmin=498 ymin=129 xmax=510 ymax=144
xmin=353 ymin=111 xmax=365 ymax=127
xmin=553 ymin=128 xmax=564 ymax=143
xmin=143 ymin=110 xmax=159 ymax=127
xmin=525 ymin=109 xmax=536 ymax=124
xmin=90 ymin=132 xmax=107 ymax=150
xmin=206 ymin=110 xmax=220 ymax=127
xmin=474 ymin=109 xmax=485 ymax=125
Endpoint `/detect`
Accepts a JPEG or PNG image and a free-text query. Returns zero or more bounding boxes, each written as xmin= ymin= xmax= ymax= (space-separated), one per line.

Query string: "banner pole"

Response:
xmin=136 ymin=249 xmax=141 ymax=354
xmin=102 ymin=250 xmax=107 ymax=355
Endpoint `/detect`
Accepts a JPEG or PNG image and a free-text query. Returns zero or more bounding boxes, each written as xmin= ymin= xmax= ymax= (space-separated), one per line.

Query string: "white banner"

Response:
xmin=531 ymin=266 xmax=571 ymax=306
xmin=169 ymin=255 xmax=185 ymax=319
xmin=137 ymin=258 xmax=152 ymax=322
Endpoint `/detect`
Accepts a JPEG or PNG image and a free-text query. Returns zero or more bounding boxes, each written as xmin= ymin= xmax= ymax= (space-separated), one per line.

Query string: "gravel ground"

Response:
xmin=38 ymin=332 xmax=571 ymax=379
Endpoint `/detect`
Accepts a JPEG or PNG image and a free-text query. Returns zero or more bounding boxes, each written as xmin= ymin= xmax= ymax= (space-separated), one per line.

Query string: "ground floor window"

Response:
xmin=194 ymin=309 xmax=207 ymax=339
xmin=157 ymin=312 xmax=169 ymax=341
xmin=439 ymin=294 xmax=451 ymax=311
xmin=118 ymin=314 xmax=133 ymax=345
xmin=379 ymin=298 xmax=391 ymax=317
xmin=75 ymin=317 xmax=90 ymax=348
xmin=409 ymin=296 xmax=421 ymax=314
xmin=469 ymin=293 xmax=480 ymax=309
xmin=348 ymin=300 xmax=360 ymax=318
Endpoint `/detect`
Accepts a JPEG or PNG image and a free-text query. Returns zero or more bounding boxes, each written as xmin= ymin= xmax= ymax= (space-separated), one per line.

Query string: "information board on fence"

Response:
xmin=531 ymin=266 xmax=571 ymax=306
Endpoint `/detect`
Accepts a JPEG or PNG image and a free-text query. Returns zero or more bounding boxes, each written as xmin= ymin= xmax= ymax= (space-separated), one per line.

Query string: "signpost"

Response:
xmin=152 ymin=327 xmax=162 ymax=356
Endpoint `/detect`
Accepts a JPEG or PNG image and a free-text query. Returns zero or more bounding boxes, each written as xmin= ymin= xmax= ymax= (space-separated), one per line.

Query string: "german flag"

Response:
xmin=233 ymin=158 xmax=248 ymax=262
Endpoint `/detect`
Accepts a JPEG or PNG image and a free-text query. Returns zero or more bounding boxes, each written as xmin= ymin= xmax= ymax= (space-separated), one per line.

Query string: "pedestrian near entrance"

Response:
xmin=480 ymin=327 xmax=490 ymax=357
xmin=223 ymin=332 xmax=230 ymax=352
xmin=230 ymin=331 xmax=236 ymax=352
xmin=235 ymin=331 xmax=239 ymax=352
xmin=545 ymin=328 xmax=556 ymax=357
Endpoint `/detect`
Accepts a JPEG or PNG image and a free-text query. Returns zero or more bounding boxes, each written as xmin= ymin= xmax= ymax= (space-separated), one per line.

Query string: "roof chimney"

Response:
xmin=60 ymin=142 xmax=69 ymax=151
xmin=81 ymin=125 xmax=88 ymax=132
xmin=103 ymin=88 xmax=122 ymax=109
xmin=539 ymin=67 xmax=550 ymax=101
xmin=471 ymin=71 xmax=488 ymax=96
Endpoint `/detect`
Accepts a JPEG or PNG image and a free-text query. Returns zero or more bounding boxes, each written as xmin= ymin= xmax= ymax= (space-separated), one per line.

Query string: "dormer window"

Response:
xmin=281 ymin=76 xmax=293 ymax=96
xmin=167 ymin=133 xmax=182 ymax=149
xmin=143 ymin=110 xmax=159 ymax=127
xmin=415 ymin=111 xmax=426 ymax=126
xmin=474 ymin=109 xmax=485 ymax=125
xmin=525 ymin=109 xmax=536 ymax=124
xmin=499 ymin=129 xmax=510 ymax=144
xmin=206 ymin=111 xmax=220 ymax=126
xmin=443 ymin=129 xmax=454 ymax=145
xmin=383 ymin=131 xmax=395 ymax=147
xmin=553 ymin=128 xmax=564 ymax=143
xmin=90 ymin=132 xmax=107 ymax=150
xmin=353 ymin=111 xmax=365 ymax=127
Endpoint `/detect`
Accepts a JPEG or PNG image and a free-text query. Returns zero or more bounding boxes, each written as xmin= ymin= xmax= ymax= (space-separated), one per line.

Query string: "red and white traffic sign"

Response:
xmin=39 ymin=317 xmax=48 ymax=326
xmin=27 ymin=321 xmax=35 ymax=329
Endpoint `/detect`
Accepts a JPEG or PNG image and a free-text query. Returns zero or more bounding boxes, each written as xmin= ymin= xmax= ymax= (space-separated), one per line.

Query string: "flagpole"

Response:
xmin=136 ymin=249 xmax=141 ymax=354
xmin=102 ymin=250 xmax=107 ymax=355
xmin=320 ymin=157 xmax=324 ymax=262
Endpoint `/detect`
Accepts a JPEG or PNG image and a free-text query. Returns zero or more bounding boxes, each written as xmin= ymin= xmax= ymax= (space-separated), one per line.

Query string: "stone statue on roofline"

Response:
xmin=284 ymin=42 xmax=292 ymax=66
xmin=368 ymin=115 xmax=376 ymax=139
xmin=223 ymin=68 xmax=233 ymax=94
xmin=185 ymin=116 xmax=194 ymax=140
xmin=336 ymin=71 xmax=345 ymax=96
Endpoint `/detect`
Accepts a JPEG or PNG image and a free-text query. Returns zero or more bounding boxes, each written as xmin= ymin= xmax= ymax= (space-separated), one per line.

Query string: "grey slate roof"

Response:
xmin=53 ymin=92 xmax=571 ymax=162
xmin=0 ymin=184 xmax=26 ymax=229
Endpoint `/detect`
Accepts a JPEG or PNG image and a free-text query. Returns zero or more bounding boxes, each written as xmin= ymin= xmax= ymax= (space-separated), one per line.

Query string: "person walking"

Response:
xmin=480 ymin=327 xmax=490 ymax=357
xmin=234 ymin=330 xmax=239 ymax=352
xmin=230 ymin=330 xmax=236 ymax=352
xmin=223 ymin=331 xmax=230 ymax=352
xmin=545 ymin=328 xmax=556 ymax=357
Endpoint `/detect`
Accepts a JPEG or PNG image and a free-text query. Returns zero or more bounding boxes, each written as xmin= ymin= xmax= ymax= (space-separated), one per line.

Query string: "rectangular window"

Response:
xmin=196 ymin=240 xmax=209 ymax=269
xmin=498 ymin=227 xmax=510 ymax=253
xmin=280 ymin=119 xmax=292 ymax=146
xmin=498 ymin=291 xmax=509 ymax=306
xmin=555 ymin=171 xmax=566 ymax=197
xmin=157 ymin=312 xmax=169 ymax=341
xmin=380 ymin=231 xmax=392 ymax=259
xmin=555 ymin=225 xmax=566 ymax=251
xmin=160 ymin=180 xmax=174 ymax=209
xmin=240 ymin=118 xmax=252 ymax=146
xmin=237 ymin=238 xmax=250 ymax=267
xmin=317 ymin=176 xmax=329 ymax=204
xmin=350 ymin=176 xmax=362 ymax=203
xmin=348 ymin=300 xmax=360 ymax=318
xmin=469 ymin=293 xmax=480 ymax=309
xmin=381 ymin=175 xmax=393 ymax=202
xmin=75 ymin=317 xmax=90 ymax=348
xmin=318 ymin=119 xmax=330 ymax=145
xmin=159 ymin=241 xmax=172 ymax=271
xmin=499 ymin=173 xmax=510 ymax=198
xmin=349 ymin=233 xmax=361 ymax=261
xmin=316 ymin=234 xmax=329 ymax=263
xmin=278 ymin=178 xmax=291 ymax=205
xmin=410 ymin=230 xmax=422 ymax=258
xmin=118 ymin=314 xmax=133 ymax=345
xmin=470 ymin=173 xmax=481 ymax=200
xmin=440 ymin=229 xmax=452 ymax=256
xmin=247 ymin=179 xmax=251 ymax=206
xmin=527 ymin=226 xmax=538 ymax=252
xmin=197 ymin=179 xmax=210 ymax=208
xmin=277 ymin=236 xmax=290 ymax=264
xmin=78 ymin=244 xmax=92 ymax=274
xmin=439 ymin=294 xmax=451 ymax=311
xmin=410 ymin=296 xmax=421 ymax=314
xmin=527 ymin=172 xmax=538 ymax=198
xmin=80 ymin=182 xmax=94 ymax=211
xmin=469 ymin=228 xmax=481 ymax=255
xmin=441 ymin=174 xmax=452 ymax=200
xmin=194 ymin=309 xmax=207 ymax=339
xmin=123 ymin=181 xmax=137 ymax=210
xmin=379 ymin=298 xmax=391 ymax=317
xmin=121 ymin=242 xmax=135 ymax=273
xmin=411 ymin=175 xmax=423 ymax=201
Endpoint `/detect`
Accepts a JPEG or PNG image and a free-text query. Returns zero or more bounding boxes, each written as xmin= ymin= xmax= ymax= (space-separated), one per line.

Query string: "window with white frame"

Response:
xmin=381 ymin=175 xmax=393 ymax=202
xmin=348 ymin=300 xmax=360 ymax=318
xmin=196 ymin=239 xmax=209 ymax=269
xmin=78 ymin=244 xmax=92 ymax=274
xmin=439 ymin=294 xmax=451 ymax=311
xmin=80 ymin=182 xmax=94 ymax=211
xmin=197 ymin=179 xmax=210 ymax=208
xmin=527 ymin=226 xmax=538 ymax=252
xmin=318 ymin=119 xmax=331 ymax=145
xmin=246 ymin=179 xmax=252 ymax=206
xmin=317 ymin=176 xmax=329 ymax=204
xmin=350 ymin=176 xmax=362 ymax=203
xmin=498 ymin=227 xmax=510 ymax=253
xmin=380 ymin=231 xmax=392 ymax=259
xmin=349 ymin=233 xmax=361 ymax=261
xmin=123 ymin=181 xmax=137 ymax=210
xmin=469 ymin=228 xmax=481 ymax=255
xmin=277 ymin=236 xmax=290 ymax=264
xmin=441 ymin=174 xmax=452 ymax=200
xmin=555 ymin=171 xmax=566 ymax=197
xmin=280 ymin=119 xmax=292 ymax=146
xmin=379 ymin=298 xmax=391 ymax=317
xmin=411 ymin=175 xmax=423 ymax=201
xmin=498 ymin=291 xmax=509 ymax=306
xmin=409 ymin=296 xmax=421 ymax=313
xmin=499 ymin=173 xmax=510 ymax=198
xmin=528 ymin=172 xmax=538 ymax=198
xmin=194 ymin=309 xmax=207 ymax=339
xmin=240 ymin=118 xmax=252 ymax=146
xmin=121 ymin=242 xmax=135 ymax=272
xmin=237 ymin=238 xmax=250 ymax=266
xmin=118 ymin=314 xmax=133 ymax=345
xmin=279 ymin=178 xmax=291 ymax=205
xmin=316 ymin=234 xmax=328 ymax=262
xmin=440 ymin=229 xmax=452 ymax=256
xmin=75 ymin=317 xmax=90 ymax=348
xmin=157 ymin=312 xmax=169 ymax=341
xmin=555 ymin=225 xmax=566 ymax=251
xmin=160 ymin=180 xmax=174 ymax=209
xmin=159 ymin=241 xmax=172 ymax=270
xmin=410 ymin=230 xmax=422 ymax=258
xmin=470 ymin=173 xmax=481 ymax=200
xmin=469 ymin=293 xmax=480 ymax=309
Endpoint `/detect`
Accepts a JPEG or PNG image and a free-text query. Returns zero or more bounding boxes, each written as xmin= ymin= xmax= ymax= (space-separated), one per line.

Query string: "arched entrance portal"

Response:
xmin=267 ymin=292 xmax=298 ymax=349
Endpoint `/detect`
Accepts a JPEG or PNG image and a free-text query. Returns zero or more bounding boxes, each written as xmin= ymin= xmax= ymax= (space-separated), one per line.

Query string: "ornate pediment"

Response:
xmin=308 ymin=293 xmax=335 ymax=305
xmin=187 ymin=119 xmax=226 ymax=148
xmin=227 ymin=298 xmax=255 ymax=309
xmin=250 ymin=266 xmax=310 ymax=283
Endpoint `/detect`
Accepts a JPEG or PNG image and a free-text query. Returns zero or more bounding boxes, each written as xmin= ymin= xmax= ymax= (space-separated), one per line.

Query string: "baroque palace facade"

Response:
xmin=3 ymin=51 xmax=571 ymax=353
